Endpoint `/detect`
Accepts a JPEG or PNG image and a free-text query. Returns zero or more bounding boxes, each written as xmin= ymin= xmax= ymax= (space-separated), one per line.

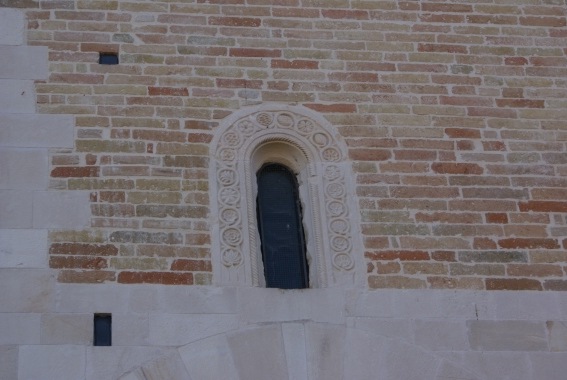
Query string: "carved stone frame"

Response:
xmin=210 ymin=105 xmax=363 ymax=287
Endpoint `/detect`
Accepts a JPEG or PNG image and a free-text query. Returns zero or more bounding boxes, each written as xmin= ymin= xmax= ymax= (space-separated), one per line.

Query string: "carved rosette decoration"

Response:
xmin=214 ymin=108 xmax=355 ymax=285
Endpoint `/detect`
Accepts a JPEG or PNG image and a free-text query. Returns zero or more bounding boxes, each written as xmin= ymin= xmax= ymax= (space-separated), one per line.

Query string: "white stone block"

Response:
xmin=343 ymin=327 xmax=386 ymax=380
xmin=352 ymin=318 xmax=413 ymax=342
xmin=468 ymin=320 xmax=548 ymax=351
xmin=436 ymin=360 xmax=480 ymax=380
xmin=0 ymin=190 xmax=33 ymax=228
xmin=157 ymin=285 xmax=237 ymax=314
xmin=237 ymin=287 xmax=345 ymax=324
xmin=113 ymin=313 xmax=149 ymax=346
xmin=0 ymin=148 xmax=48 ymax=190
xmin=305 ymin=323 xmax=345 ymax=380
xmin=0 ymin=9 xmax=25 ymax=45
xmin=148 ymin=313 xmax=238 ymax=346
xmin=179 ymin=334 xmax=238 ymax=380
xmin=56 ymin=284 xmax=131 ymax=313
xmin=529 ymin=353 xmax=567 ymax=380
xmin=33 ymin=191 xmax=91 ymax=228
xmin=0 ymin=313 xmax=40 ymax=345
xmin=117 ymin=370 xmax=145 ymax=380
xmin=0 ymin=269 xmax=54 ymax=313
xmin=141 ymin=352 xmax=191 ymax=380
xmin=0 ymin=46 xmax=48 ymax=80
xmin=381 ymin=339 xmax=440 ymax=380
xmin=85 ymin=346 xmax=172 ymax=380
xmin=548 ymin=321 xmax=567 ymax=352
xmin=455 ymin=351 xmax=531 ymax=380
xmin=490 ymin=291 xmax=562 ymax=321
xmin=0 ymin=80 xmax=36 ymax=114
xmin=413 ymin=320 xmax=469 ymax=351
xmin=227 ymin=324 xmax=288 ymax=380
xmin=0 ymin=345 xmax=18 ymax=380
xmin=281 ymin=323 xmax=308 ymax=380
xmin=19 ymin=345 xmax=86 ymax=380
xmin=0 ymin=229 xmax=47 ymax=268
xmin=40 ymin=313 xmax=92 ymax=345
xmin=0 ymin=114 xmax=74 ymax=148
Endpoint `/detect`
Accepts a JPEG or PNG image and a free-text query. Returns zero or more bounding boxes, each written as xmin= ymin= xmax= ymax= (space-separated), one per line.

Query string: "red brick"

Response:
xmin=520 ymin=16 xmax=566 ymax=27
xmin=50 ymin=256 xmax=108 ymax=269
xmin=420 ymin=14 xmax=465 ymax=23
xmin=305 ymin=103 xmax=356 ymax=113
xmin=498 ymin=238 xmax=560 ymax=250
xmin=519 ymin=201 xmax=567 ymax=213
xmin=216 ymin=78 xmax=263 ymax=89
xmin=148 ymin=87 xmax=189 ymax=96
xmin=486 ymin=213 xmax=508 ymax=224
xmin=99 ymin=191 xmax=125 ymax=203
xmin=473 ymin=238 xmax=498 ymax=250
xmin=322 ymin=9 xmax=369 ymax=20
xmin=418 ymin=43 xmax=467 ymax=54
xmin=271 ymin=59 xmax=318 ymax=69
xmin=209 ymin=17 xmax=261 ymax=27
xmin=50 ymin=243 xmax=118 ymax=256
xmin=365 ymin=250 xmax=430 ymax=261
xmin=349 ymin=149 xmax=391 ymax=161
xmin=229 ymin=48 xmax=281 ymax=58
xmin=58 ymin=270 xmax=115 ymax=284
xmin=51 ymin=166 xmax=100 ymax=178
xmin=486 ymin=278 xmax=542 ymax=291
xmin=170 ymin=259 xmax=212 ymax=272
xmin=421 ymin=4 xmax=472 ymax=12
xmin=496 ymin=99 xmax=545 ymax=108
xmin=445 ymin=128 xmax=481 ymax=139
xmin=118 ymin=271 xmax=193 ymax=285
xmin=431 ymin=163 xmax=483 ymax=175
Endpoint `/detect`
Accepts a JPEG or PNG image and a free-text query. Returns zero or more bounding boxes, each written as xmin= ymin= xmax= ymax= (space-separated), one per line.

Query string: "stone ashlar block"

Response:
xmin=0 ymin=114 xmax=74 ymax=148
xmin=0 ymin=190 xmax=33 ymax=228
xmin=0 ymin=229 xmax=48 ymax=269
xmin=19 ymin=345 xmax=86 ymax=380
xmin=179 ymin=334 xmax=239 ymax=380
xmin=0 ymin=313 xmax=41 ymax=345
xmin=0 ymin=9 xmax=24 ymax=45
xmin=40 ymin=313 xmax=92 ymax=345
xmin=0 ymin=80 xmax=36 ymax=114
xmin=0 ymin=148 xmax=48 ymax=190
xmin=85 ymin=346 xmax=172 ymax=380
xmin=0 ymin=346 xmax=18 ymax=380
xmin=0 ymin=269 xmax=54 ymax=313
xmin=0 ymin=46 xmax=48 ymax=80
xmin=33 ymin=191 xmax=91 ymax=229
xmin=467 ymin=320 xmax=549 ymax=351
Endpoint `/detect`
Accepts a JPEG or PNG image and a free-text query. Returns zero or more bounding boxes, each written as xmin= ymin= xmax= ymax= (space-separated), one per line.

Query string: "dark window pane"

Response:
xmin=94 ymin=314 xmax=111 ymax=346
xmin=99 ymin=53 xmax=118 ymax=65
xmin=256 ymin=163 xmax=308 ymax=289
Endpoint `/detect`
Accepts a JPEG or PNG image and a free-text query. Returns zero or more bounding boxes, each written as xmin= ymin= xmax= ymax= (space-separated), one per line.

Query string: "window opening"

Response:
xmin=93 ymin=314 xmax=112 ymax=346
xmin=99 ymin=52 xmax=118 ymax=65
xmin=256 ymin=163 xmax=309 ymax=289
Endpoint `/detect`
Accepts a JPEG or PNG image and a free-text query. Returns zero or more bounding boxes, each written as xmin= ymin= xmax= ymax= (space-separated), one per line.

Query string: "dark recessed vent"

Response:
xmin=93 ymin=314 xmax=112 ymax=346
xmin=99 ymin=52 xmax=118 ymax=65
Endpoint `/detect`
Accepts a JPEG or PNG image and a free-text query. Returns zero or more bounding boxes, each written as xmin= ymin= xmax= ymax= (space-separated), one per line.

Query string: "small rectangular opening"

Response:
xmin=94 ymin=314 xmax=112 ymax=346
xmin=99 ymin=52 xmax=118 ymax=65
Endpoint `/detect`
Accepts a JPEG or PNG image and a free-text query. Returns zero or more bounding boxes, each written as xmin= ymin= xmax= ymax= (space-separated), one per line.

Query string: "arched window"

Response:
xmin=256 ymin=163 xmax=309 ymax=289
xmin=210 ymin=105 xmax=362 ymax=288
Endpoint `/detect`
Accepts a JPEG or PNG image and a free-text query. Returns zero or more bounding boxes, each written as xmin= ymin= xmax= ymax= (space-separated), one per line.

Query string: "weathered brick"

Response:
xmin=118 ymin=271 xmax=193 ymax=285
xmin=486 ymin=278 xmax=542 ymax=291
xmin=57 ymin=270 xmax=115 ymax=284
xmin=368 ymin=275 xmax=427 ymax=289
xmin=498 ymin=238 xmax=560 ymax=250
xmin=49 ymin=243 xmax=118 ymax=256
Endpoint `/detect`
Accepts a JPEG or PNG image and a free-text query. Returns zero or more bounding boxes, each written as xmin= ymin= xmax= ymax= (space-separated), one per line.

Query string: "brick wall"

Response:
xmin=12 ymin=0 xmax=567 ymax=289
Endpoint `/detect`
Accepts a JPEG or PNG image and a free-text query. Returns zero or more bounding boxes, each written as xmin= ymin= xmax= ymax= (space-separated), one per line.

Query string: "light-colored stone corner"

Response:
xmin=0 ymin=114 xmax=74 ymax=148
xmin=0 ymin=148 xmax=48 ymax=190
xmin=33 ymin=191 xmax=91 ymax=229
xmin=18 ymin=345 xmax=86 ymax=380
xmin=0 ymin=229 xmax=48 ymax=269
xmin=0 ymin=9 xmax=25 ymax=46
xmin=0 ymin=80 xmax=36 ymax=114
xmin=40 ymin=313 xmax=92 ymax=345
xmin=0 ymin=46 xmax=48 ymax=80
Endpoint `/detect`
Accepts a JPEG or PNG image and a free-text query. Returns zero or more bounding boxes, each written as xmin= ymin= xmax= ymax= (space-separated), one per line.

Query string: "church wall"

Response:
xmin=1 ymin=1 xmax=567 ymax=379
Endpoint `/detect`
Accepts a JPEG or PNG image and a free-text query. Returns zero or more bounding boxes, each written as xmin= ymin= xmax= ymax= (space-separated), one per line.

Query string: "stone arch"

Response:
xmin=209 ymin=104 xmax=363 ymax=288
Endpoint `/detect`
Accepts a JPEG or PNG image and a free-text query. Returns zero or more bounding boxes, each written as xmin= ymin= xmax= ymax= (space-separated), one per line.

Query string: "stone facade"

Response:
xmin=1 ymin=1 xmax=567 ymax=379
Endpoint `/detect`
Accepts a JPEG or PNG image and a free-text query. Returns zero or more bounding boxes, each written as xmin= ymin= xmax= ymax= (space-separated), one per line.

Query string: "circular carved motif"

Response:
xmin=220 ymin=208 xmax=240 ymax=225
xmin=322 ymin=147 xmax=340 ymax=162
xmin=324 ymin=165 xmax=341 ymax=180
xmin=218 ymin=169 xmax=237 ymax=186
xmin=221 ymin=248 xmax=242 ymax=267
xmin=326 ymin=183 xmax=345 ymax=198
xmin=276 ymin=113 xmax=294 ymax=128
xmin=333 ymin=253 xmax=354 ymax=271
xmin=219 ymin=148 xmax=236 ymax=162
xmin=222 ymin=228 xmax=242 ymax=246
xmin=256 ymin=113 xmax=273 ymax=127
xmin=297 ymin=119 xmax=314 ymax=135
xmin=331 ymin=236 xmax=351 ymax=252
xmin=327 ymin=201 xmax=346 ymax=217
xmin=238 ymin=120 xmax=256 ymax=135
xmin=330 ymin=219 xmax=349 ymax=234
xmin=219 ymin=188 xmax=239 ymax=206
xmin=223 ymin=132 xmax=240 ymax=147
xmin=312 ymin=133 xmax=330 ymax=147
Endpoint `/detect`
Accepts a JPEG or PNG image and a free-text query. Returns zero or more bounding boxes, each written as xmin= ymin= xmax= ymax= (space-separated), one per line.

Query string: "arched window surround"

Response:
xmin=209 ymin=105 xmax=363 ymax=288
